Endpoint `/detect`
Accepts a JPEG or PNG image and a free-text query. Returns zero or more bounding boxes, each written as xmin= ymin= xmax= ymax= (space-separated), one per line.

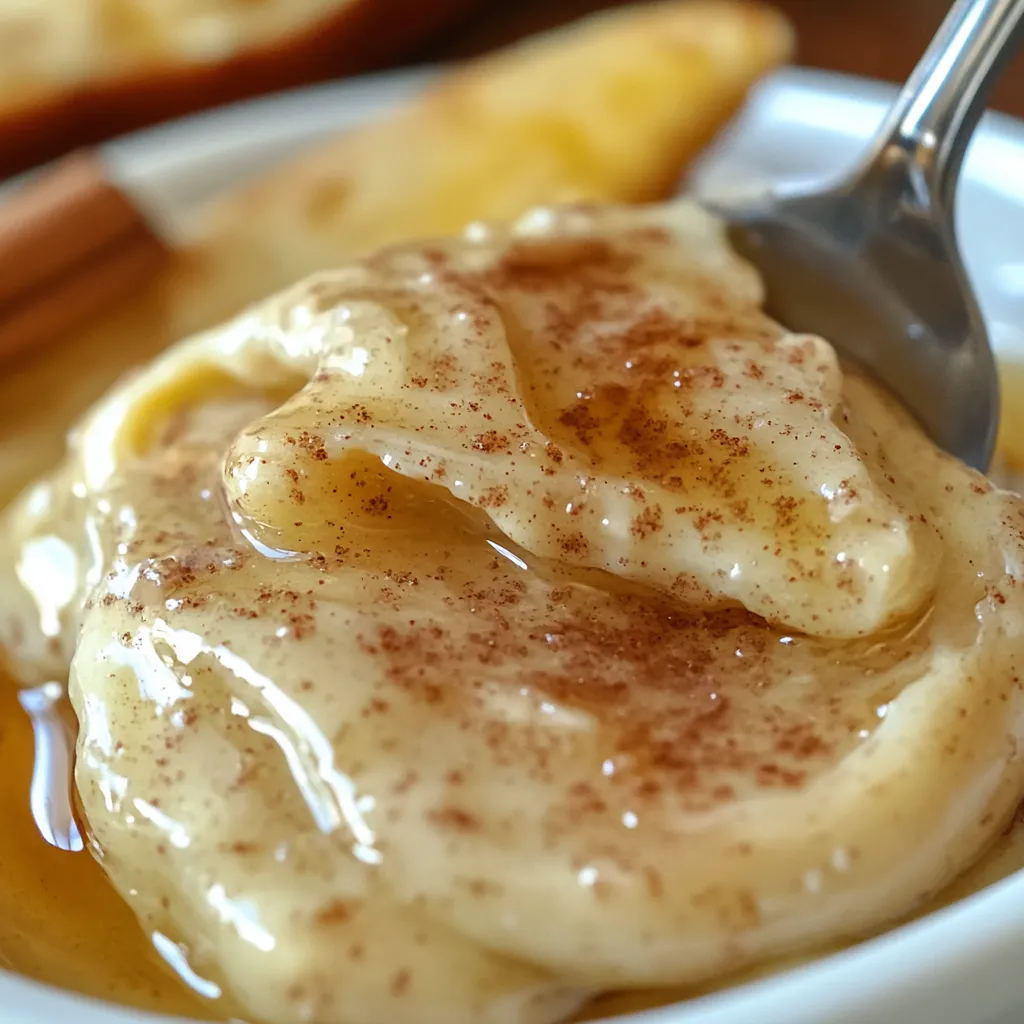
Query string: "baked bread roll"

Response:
xmin=0 ymin=0 xmax=477 ymax=175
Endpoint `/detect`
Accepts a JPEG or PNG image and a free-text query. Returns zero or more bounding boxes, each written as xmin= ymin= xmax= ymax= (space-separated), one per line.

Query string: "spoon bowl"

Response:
xmin=719 ymin=183 xmax=997 ymax=469
xmin=708 ymin=0 xmax=1024 ymax=471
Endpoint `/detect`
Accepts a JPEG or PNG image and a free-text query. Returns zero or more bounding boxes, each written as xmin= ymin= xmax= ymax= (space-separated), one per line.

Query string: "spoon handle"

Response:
xmin=856 ymin=0 xmax=1024 ymax=215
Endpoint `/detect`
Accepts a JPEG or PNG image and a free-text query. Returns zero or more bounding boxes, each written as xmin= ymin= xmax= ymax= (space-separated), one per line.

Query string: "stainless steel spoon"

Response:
xmin=711 ymin=0 xmax=1024 ymax=471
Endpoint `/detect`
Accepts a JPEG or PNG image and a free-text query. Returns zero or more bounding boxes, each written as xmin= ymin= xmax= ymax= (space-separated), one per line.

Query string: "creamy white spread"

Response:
xmin=2 ymin=200 xmax=1024 ymax=1024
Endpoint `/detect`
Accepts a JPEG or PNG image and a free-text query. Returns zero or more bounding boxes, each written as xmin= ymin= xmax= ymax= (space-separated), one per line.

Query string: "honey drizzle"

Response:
xmin=18 ymin=683 xmax=82 ymax=853
xmin=0 ymin=679 xmax=218 ymax=1019
xmin=997 ymin=362 xmax=1024 ymax=475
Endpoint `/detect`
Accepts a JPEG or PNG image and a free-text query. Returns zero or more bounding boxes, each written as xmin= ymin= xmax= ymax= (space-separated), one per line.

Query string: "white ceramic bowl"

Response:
xmin=5 ymin=65 xmax=1024 ymax=1024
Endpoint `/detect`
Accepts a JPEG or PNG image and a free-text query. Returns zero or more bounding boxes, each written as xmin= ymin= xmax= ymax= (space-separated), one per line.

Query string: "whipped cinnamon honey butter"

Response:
xmin=2 ymin=201 xmax=1024 ymax=1024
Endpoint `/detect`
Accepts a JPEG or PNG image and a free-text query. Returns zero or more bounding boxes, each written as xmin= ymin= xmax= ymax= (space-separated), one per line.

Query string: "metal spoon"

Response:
xmin=711 ymin=0 xmax=1024 ymax=471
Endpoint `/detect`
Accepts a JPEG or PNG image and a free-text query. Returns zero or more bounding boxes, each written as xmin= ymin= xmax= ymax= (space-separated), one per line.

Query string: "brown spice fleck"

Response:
xmin=643 ymin=866 xmax=664 ymax=899
xmin=298 ymin=431 xmax=329 ymax=461
xmin=428 ymin=806 xmax=481 ymax=833
xmin=314 ymin=900 xmax=356 ymax=926
xmin=773 ymin=495 xmax=801 ymax=529
xmin=477 ymin=485 xmax=509 ymax=508
xmin=631 ymin=504 xmax=664 ymax=539
xmin=560 ymin=531 xmax=590 ymax=555
xmin=471 ymin=430 xmax=510 ymax=453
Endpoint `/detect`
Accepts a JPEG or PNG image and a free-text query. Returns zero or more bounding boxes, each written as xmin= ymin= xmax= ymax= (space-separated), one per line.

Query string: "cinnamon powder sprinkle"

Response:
xmin=50 ymin=204 xmax=1003 ymax=1021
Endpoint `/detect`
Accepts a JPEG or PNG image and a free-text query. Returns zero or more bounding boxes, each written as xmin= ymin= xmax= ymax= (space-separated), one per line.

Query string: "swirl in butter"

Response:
xmin=3 ymin=201 xmax=1024 ymax=1024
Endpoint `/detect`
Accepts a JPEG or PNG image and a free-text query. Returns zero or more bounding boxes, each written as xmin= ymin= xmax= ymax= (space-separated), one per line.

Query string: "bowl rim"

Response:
xmin=5 ymin=61 xmax=1024 ymax=1024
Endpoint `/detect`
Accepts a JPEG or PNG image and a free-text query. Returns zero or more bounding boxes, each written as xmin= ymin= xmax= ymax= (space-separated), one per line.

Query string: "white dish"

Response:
xmin=5 ymin=63 xmax=1024 ymax=1024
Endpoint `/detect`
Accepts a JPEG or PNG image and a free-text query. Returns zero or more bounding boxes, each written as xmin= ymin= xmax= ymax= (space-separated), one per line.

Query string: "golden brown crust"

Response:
xmin=0 ymin=0 xmax=477 ymax=177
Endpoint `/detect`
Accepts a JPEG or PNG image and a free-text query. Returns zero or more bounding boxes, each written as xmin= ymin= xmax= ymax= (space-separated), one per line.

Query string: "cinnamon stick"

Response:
xmin=0 ymin=150 xmax=168 ymax=364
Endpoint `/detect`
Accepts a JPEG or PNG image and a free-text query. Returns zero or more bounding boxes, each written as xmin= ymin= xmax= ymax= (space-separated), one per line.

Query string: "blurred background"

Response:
xmin=2 ymin=0 xmax=1024 ymax=179
xmin=441 ymin=0 xmax=1024 ymax=108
